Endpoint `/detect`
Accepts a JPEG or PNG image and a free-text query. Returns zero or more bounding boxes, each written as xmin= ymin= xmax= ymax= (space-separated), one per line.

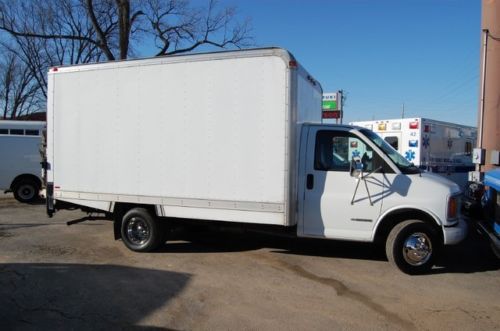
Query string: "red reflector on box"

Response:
xmin=409 ymin=121 xmax=419 ymax=129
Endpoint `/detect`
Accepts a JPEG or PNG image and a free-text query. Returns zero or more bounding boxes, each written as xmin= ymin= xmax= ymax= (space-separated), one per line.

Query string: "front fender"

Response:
xmin=372 ymin=205 xmax=443 ymax=242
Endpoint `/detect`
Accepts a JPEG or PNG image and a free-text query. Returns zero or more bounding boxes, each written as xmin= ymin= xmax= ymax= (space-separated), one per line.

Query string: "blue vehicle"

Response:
xmin=478 ymin=168 xmax=500 ymax=258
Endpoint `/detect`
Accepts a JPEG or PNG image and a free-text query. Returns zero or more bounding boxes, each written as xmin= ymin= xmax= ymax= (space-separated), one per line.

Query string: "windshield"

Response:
xmin=359 ymin=128 xmax=420 ymax=174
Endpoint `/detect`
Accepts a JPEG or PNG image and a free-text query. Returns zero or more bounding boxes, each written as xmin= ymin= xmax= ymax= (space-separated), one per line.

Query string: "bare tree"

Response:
xmin=0 ymin=0 xmax=106 ymax=105
xmin=0 ymin=50 xmax=42 ymax=119
xmin=0 ymin=0 xmax=253 ymax=61
xmin=0 ymin=0 xmax=252 ymax=117
xmin=142 ymin=0 xmax=252 ymax=56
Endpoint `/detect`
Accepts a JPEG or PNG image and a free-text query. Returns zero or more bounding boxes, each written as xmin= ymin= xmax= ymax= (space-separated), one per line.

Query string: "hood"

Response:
xmin=412 ymin=171 xmax=461 ymax=195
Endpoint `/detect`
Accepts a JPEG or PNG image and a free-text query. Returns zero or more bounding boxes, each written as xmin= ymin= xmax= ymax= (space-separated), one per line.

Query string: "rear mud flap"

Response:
xmin=46 ymin=182 xmax=54 ymax=217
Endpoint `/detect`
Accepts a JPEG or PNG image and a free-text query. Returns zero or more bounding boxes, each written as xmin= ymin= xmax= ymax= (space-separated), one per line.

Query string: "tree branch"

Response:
xmin=85 ymin=0 xmax=115 ymax=60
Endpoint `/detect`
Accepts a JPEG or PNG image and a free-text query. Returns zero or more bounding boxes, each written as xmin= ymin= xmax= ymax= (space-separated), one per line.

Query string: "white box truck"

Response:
xmin=0 ymin=120 xmax=45 ymax=202
xmin=350 ymin=118 xmax=476 ymax=189
xmin=46 ymin=48 xmax=467 ymax=274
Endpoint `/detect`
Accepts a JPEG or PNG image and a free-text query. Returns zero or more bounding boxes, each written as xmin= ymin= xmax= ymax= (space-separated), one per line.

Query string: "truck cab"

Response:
xmin=297 ymin=124 xmax=467 ymax=274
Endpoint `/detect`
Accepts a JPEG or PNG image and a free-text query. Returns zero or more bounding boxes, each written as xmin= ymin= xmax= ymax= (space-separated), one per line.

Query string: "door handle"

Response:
xmin=306 ymin=174 xmax=314 ymax=190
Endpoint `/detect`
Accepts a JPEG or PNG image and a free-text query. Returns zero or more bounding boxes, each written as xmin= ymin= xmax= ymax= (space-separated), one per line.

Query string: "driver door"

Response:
xmin=302 ymin=127 xmax=389 ymax=240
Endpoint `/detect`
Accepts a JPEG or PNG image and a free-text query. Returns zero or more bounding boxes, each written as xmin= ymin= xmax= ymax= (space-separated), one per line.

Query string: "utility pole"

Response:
xmin=401 ymin=103 xmax=405 ymax=119
xmin=477 ymin=28 xmax=489 ymax=172
xmin=339 ymin=89 xmax=345 ymax=124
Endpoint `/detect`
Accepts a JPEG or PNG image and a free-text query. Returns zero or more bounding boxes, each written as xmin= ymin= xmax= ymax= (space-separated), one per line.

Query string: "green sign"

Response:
xmin=322 ymin=92 xmax=340 ymax=111
xmin=322 ymin=100 xmax=337 ymax=110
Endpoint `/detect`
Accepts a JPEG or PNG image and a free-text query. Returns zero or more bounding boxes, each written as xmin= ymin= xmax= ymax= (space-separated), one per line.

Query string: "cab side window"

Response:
xmin=314 ymin=130 xmax=391 ymax=173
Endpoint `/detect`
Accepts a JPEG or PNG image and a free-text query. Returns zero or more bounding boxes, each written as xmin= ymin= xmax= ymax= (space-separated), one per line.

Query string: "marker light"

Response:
xmin=378 ymin=123 xmax=387 ymax=131
xmin=447 ymin=196 xmax=458 ymax=220
xmin=409 ymin=121 xmax=419 ymax=129
xmin=391 ymin=122 xmax=401 ymax=130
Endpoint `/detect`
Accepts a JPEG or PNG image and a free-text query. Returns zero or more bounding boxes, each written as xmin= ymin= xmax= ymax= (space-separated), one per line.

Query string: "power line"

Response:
xmin=425 ymin=73 xmax=479 ymax=105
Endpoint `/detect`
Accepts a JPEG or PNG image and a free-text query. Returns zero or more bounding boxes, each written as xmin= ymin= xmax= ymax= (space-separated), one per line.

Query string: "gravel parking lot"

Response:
xmin=1 ymin=195 xmax=499 ymax=330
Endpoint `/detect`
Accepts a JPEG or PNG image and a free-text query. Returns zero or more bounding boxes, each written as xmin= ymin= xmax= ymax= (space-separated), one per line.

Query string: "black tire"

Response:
xmin=13 ymin=178 xmax=40 ymax=203
xmin=386 ymin=220 xmax=439 ymax=275
xmin=120 ymin=208 xmax=165 ymax=252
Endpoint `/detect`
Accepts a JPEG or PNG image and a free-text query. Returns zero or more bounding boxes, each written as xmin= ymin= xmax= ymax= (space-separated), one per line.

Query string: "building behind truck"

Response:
xmin=46 ymin=48 xmax=467 ymax=274
xmin=350 ymin=118 xmax=476 ymax=189
xmin=0 ymin=120 xmax=45 ymax=202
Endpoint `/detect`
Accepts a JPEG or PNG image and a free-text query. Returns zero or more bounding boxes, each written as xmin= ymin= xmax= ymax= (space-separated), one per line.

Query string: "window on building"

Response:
xmin=465 ymin=141 xmax=472 ymax=155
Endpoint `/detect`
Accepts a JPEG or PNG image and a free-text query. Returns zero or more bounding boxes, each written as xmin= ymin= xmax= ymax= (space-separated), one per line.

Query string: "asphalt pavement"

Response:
xmin=1 ymin=197 xmax=499 ymax=330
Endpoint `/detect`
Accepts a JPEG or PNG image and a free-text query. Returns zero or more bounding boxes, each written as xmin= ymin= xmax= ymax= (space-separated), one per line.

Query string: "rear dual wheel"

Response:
xmin=120 ymin=208 xmax=166 ymax=252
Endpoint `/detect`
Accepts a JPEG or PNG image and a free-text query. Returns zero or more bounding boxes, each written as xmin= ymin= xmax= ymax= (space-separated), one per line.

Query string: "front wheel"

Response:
xmin=386 ymin=220 xmax=440 ymax=275
xmin=120 ymin=208 xmax=165 ymax=252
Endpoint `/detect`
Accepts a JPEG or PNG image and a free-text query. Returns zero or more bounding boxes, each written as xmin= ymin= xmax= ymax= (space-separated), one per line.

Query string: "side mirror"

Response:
xmin=350 ymin=156 xmax=363 ymax=178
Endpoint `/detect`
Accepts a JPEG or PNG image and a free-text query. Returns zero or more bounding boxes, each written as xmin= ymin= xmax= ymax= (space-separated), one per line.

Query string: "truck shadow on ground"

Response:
xmin=162 ymin=225 xmax=500 ymax=275
xmin=0 ymin=197 xmax=45 ymax=207
xmin=27 ymin=197 xmax=46 ymax=206
xmin=0 ymin=263 xmax=190 ymax=330
xmin=430 ymin=230 xmax=500 ymax=274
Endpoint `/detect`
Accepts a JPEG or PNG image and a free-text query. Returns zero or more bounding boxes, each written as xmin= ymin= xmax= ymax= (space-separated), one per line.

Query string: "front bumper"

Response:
xmin=473 ymin=219 xmax=500 ymax=252
xmin=443 ymin=218 xmax=468 ymax=245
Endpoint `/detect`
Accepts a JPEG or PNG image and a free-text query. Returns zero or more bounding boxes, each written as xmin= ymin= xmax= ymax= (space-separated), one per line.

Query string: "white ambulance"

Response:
xmin=350 ymin=118 xmax=476 ymax=189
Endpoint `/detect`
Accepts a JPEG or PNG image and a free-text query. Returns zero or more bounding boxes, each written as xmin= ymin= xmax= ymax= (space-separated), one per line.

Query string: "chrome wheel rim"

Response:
xmin=126 ymin=217 xmax=150 ymax=245
xmin=403 ymin=232 xmax=432 ymax=266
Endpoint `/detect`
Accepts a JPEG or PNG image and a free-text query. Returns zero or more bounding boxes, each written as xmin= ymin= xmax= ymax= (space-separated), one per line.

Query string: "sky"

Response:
xmin=221 ymin=0 xmax=481 ymax=126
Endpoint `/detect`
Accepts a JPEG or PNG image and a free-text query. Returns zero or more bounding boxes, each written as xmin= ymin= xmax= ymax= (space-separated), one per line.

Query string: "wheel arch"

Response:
xmin=10 ymin=174 xmax=42 ymax=191
xmin=373 ymin=207 xmax=443 ymax=245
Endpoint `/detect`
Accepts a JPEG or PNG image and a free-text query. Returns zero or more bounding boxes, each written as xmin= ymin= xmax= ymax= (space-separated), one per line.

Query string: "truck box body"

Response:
xmin=47 ymin=48 xmax=322 ymax=226
xmin=0 ymin=120 xmax=45 ymax=202
xmin=350 ymin=118 xmax=476 ymax=188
